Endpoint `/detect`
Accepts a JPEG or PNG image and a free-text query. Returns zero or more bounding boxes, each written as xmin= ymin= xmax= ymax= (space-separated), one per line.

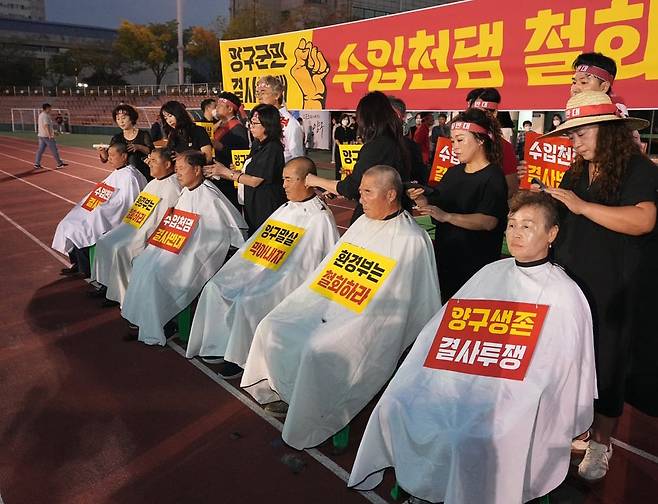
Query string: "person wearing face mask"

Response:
xmin=408 ymin=108 xmax=508 ymax=303
xmin=98 ymin=104 xmax=154 ymax=181
xmin=333 ymin=113 xmax=357 ymax=179
xmin=541 ymin=91 xmax=654 ymax=482
xmin=516 ymin=120 xmax=534 ymax=160
xmin=349 ymin=191 xmax=596 ymax=504
xmin=200 ymin=98 xmax=218 ymax=124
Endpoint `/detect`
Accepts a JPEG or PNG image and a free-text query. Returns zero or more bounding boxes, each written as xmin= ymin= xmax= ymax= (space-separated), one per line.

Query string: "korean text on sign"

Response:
xmin=309 ymin=242 xmax=396 ymax=314
xmin=148 ymin=208 xmax=200 ymax=254
xmin=231 ymin=150 xmax=251 ymax=188
xmin=520 ymin=132 xmax=574 ymax=189
xmin=81 ymin=183 xmax=115 ymax=212
xmin=423 ymin=299 xmax=549 ymax=381
xmin=122 ymin=192 xmax=161 ymax=229
xmin=429 ymin=137 xmax=459 ymax=185
xmin=338 ymin=144 xmax=362 ymax=179
xmin=242 ymin=219 xmax=306 ymax=271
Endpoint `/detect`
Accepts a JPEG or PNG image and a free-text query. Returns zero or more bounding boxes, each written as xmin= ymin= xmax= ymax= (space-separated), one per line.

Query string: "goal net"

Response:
xmin=11 ymin=108 xmax=71 ymax=133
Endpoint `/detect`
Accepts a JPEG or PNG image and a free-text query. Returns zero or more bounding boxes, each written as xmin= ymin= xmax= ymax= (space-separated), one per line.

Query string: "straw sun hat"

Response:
xmin=540 ymin=90 xmax=649 ymax=139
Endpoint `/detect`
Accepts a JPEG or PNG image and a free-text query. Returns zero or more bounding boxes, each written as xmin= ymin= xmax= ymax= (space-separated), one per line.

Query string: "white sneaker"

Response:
xmin=578 ymin=440 xmax=613 ymax=481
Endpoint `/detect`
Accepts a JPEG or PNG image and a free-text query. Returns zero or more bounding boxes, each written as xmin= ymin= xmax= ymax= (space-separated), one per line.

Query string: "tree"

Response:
xmin=114 ymin=20 xmax=178 ymax=85
xmin=219 ymin=10 xmax=277 ymax=40
xmin=0 ymin=47 xmax=45 ymax=86
xmin=185 ymin=26 xmax=221 ymax=82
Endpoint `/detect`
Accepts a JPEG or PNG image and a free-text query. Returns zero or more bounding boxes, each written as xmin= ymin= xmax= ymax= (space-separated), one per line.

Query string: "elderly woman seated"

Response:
xmin=348 ymin=190 xmax=597 ymax=504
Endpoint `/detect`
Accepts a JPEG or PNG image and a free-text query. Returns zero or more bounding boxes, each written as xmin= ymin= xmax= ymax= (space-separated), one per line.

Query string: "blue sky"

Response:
xmin=45 ymin=0 xmax=229 ymax=29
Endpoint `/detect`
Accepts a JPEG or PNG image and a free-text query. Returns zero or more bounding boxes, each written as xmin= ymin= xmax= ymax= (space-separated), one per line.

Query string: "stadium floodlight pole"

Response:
xmin=177 ymin=0 xmax=184 ymax=85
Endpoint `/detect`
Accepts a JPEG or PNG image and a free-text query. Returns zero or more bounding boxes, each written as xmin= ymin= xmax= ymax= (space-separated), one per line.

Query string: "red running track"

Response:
xmin=0 ymin=135 xmax=656 ymax=504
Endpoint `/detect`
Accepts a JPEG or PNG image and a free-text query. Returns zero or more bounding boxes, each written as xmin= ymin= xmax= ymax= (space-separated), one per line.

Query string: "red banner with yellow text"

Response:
xmin=220 ymin=0 xmax=658 ymax=111
xmin=519 ymin=132 xmax=574 ymax=189
xmin=148 ymin=208 xmax=200 ymax=254
xmin=428 ymin=137 xmax=459 ymax=185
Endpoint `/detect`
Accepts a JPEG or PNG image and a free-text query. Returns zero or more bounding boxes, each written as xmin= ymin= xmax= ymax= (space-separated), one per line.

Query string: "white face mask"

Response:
xmin=341 ymin=119 xmax=349 ymax=126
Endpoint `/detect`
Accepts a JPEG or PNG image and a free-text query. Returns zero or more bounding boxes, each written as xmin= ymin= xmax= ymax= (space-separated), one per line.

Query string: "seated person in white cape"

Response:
xmin=348 ymin=191 xmax=596 ymax=504
xmin=90 ymin=148 xmax=182 ymax=307
xmin=186 ymin=156 xmax=340 ymax=379
xmin=52 ymin=143 xmax=147 ymax=277
xmin=121 ymin=150 xmax=247 ymax=346
xmin=241 ymin=165 xmax=441 ymax=449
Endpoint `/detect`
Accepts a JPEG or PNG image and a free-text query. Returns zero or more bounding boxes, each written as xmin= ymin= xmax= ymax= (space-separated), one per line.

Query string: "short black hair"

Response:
xmin=179 ymin=150 xmax=207 ymax=168
xmin=112 ymin=104 xmax=139 ymax=125
xmin=109 ymin=142 xmax=128 ymax=156
xmin=250 ymin=104 xmax=282 ymax=142
xmin=218 ymin=91 xmax=242 ymax=108
xmin=200 ymin=98 xmax=216 ymax=112
xmin=438 ymin=113 xmax=448 ymax=120
xmin=42 ymin=103 xmax=51 ymax=110
xmin=420 ymin=112 xmax=433 ymax=120
xmin=572 ymin=52 xmax=617 ymax=79
xmin=465 ymin=88 xmax=501 ymax=107
xmin=523 ymin=120 xmax=533 ymax=127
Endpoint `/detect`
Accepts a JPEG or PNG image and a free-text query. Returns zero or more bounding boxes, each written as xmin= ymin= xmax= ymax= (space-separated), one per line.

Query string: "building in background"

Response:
xmin=0 ymin=0 xmax=45 ymax=21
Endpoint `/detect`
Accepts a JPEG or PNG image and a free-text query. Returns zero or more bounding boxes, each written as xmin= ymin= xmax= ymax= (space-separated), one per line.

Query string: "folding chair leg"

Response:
xmin=177 ymin=304 xmax=192 ymax=343
xmin=537 ymin=494 xmax=550 ymax=504
xmin=332 ymin=424 xmax=350 ymax=452
xmin=88 ymin=244 xmax=96 ymax=272
xmin=390 ymin=481 xmax=409 ymax=501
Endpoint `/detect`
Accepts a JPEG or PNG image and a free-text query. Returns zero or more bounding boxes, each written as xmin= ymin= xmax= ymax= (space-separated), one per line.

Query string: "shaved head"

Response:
xmin=285 ymin=156 xmax=317 ymax=179
xmin=363 ymin=165 xmax=403 ymax=202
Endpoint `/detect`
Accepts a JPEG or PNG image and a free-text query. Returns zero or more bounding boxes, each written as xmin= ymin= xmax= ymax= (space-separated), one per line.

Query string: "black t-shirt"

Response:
xmin=334 ymin=125 xmax=356 ymax=144
xmin=109 ymin=129 xmax=153 ymax=180
xmin=168 ymin=124 xmax=211 ymax=153
xmin=243 ymin=139 xmax=287 ymax=235
xmin=213 ymin=120 xmax=249 ymax=210
xmin=336 ymin=134 xmax=409 ymax=223
xmin=428 ymin=163 xmax=508 ymax=301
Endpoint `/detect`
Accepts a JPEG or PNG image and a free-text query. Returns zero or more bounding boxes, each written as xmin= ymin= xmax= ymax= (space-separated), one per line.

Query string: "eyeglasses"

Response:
xmin=249 ymin=120 xmax=262 ymax=127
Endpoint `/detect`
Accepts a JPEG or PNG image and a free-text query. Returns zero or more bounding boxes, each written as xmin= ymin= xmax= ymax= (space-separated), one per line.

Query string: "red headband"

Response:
xmin=472 ymin=99 xmax=499 ymax=112
xmin=219 ymin=97 xmax=247 ymax=120
xmin=576 ymin=64 xmax=615 ymax=84
xmin=565 ymin=103 xmax=619 ymax=120
xmin=451 ymin=121 xmax=494 ymax=139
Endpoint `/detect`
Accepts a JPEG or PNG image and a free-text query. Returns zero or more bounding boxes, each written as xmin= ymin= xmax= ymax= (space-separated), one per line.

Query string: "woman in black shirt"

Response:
xmin=206 ymin=104 xmax=286 ymax=235
xmin=160 ymin=100 xmax=212 ymax=163
xmin=97 ymin=104 xmax=153 ymax=180
xmin=409 ymin=108 xmax=508 ymax=303
xmin=306 ymin=91 xmax=410 ymax=224
xmin=333 ymin=113 xmax=356 ymax=179
xmin=540 ymin=91 xmax=655 ymax=481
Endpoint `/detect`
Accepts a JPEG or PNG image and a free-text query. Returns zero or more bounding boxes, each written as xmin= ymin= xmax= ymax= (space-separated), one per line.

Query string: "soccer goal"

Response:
xmin=11 ymin=108 xmax=71 ymax=133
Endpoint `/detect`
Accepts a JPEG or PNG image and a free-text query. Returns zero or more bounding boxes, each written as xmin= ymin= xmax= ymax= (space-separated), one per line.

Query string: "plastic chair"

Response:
xmin=176 ymin=304 xmax=192 ymax=343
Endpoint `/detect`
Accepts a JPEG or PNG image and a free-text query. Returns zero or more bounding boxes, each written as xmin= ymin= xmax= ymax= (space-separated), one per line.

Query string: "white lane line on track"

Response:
xmin=0 ymin=169 xmax=77 ymax=204
xmin=0 ymin=136 xmax=101 ymax=161
xmin=611 ymin=437 xmax=658 ymax=464
xmin=166 ymin=340 xmax=389 ymax=504
xmin=0 ymin=152 xmax=98 ymax=184
xmin=0 ymin=209 xmax=69 ymax=267
xmin=0 ymin=146 xmax=109 ymax=177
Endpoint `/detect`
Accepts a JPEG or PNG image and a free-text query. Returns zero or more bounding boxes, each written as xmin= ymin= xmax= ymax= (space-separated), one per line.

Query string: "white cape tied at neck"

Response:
xmin=241 ymin=210 xmax=441 ymax=449
xmin=121 ymin=181 xmax=247 ymax=346
xmin=52 ymin=165 xmax=147 ymax=254
xmin=348 ymin=258 xmax=596 ymax=504
xmin=92 ymin=174 xmax=182 ymax=305
xmin=185 ymin=196 xmax=340 ymax=364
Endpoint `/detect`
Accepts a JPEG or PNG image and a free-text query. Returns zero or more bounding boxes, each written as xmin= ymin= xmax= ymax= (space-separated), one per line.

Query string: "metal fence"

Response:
xmin=0 ymin=83 xmax=222 ymax=98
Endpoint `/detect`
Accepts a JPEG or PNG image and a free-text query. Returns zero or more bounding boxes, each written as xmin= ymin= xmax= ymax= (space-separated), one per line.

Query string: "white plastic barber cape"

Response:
xmin=348 ymin=258 xmax=596 ymax=504
xmin=186 ymin=196 xmax=339 ymax=364
xmin=241 ymin=210 xmax=441 ymax=449
xmin=91 ymin=174 xmax=182 ymax=306
xmin=121 ymin=181 xmax=247 ymax=346
xmin=51 ymin=165 xmax=146 ymax=254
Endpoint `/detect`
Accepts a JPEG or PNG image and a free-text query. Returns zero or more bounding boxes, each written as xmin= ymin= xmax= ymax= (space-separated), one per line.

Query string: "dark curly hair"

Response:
xmin=112 ymin=104 xmax=139 ymax=125
xmin=450 ymin=108 xmax=503 ymax=168
xmin=568 ymin=122 xmax=643 ymax=202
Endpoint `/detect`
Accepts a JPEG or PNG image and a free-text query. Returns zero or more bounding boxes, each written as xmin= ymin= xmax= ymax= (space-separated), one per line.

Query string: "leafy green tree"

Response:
xmin=114 ymin=20 xmax=178 ymax=85
xmin=185 ymin=26 xmax=221 ymax=82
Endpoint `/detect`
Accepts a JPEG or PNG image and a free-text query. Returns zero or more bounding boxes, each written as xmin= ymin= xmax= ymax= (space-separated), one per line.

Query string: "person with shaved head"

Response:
xmin=241 ymin=165 xmax=441 ymax=450
xmin=186 ymin=157 xmax=340 ymax=379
